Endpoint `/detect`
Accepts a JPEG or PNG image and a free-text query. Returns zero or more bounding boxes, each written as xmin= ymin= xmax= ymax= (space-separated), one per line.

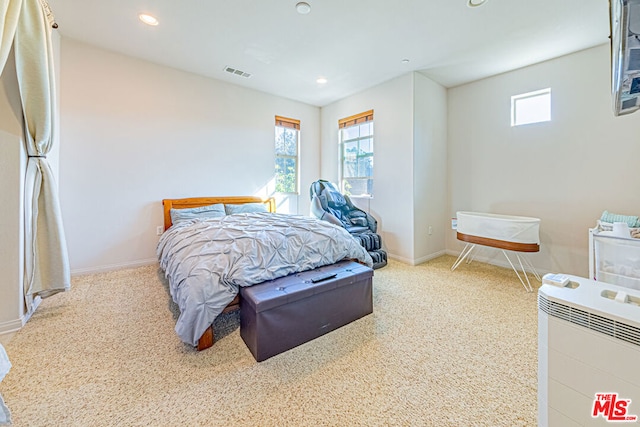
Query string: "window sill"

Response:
xmin=348 ymin=194 xmax=373 ymax=200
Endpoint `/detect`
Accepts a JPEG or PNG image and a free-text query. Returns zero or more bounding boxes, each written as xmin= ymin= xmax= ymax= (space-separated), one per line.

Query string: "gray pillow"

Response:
xmin=170 ymin=203 xmax=226 ymax=224
xmin=224 ymin=203 xmax=268 ymax=215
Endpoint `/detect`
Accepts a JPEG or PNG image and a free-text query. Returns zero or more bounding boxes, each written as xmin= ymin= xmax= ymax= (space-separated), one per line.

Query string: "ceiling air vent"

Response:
xmin=224 ymin=66 xmax=252 ymax=78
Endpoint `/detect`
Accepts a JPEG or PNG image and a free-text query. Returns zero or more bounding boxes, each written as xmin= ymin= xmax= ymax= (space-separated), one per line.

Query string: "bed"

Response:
xmin=158 ymin=196 xmax=373 ymax=350
xmin=451 ymin=211 xmax=541 ymax=291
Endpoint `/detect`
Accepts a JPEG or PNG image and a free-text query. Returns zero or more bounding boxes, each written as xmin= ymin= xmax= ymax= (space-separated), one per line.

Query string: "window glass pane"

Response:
xmin=343 ymin=140 xmax=358 ymax=158
xmin=342 ymin=126 xmax=360 ymax=140
xmin=275 ymin=127 xmax=286 ymax=154
xmin=343 ymin=157 xmax=357 ymax=178
xmin=275 ymin=127 xmax=297 ymax=155
xmin=283 ymin=128 xmax=298 ymax=155
xmin=358 ymin=137 xmax=373 ymax=154
xmin=357 ymin=155 xmax=373 ymax=177
xmin=359 ymin=122 xmax=373 ymax=137
xmin=343 ymin=178 xmax=373 ymax=197
xmin=511 ymin=89 xmax=551 ymax=126
xmin=275 ymin=157 xmax=296 ymax=193
xmin=515 ymin=94 xmax=550 ymax=125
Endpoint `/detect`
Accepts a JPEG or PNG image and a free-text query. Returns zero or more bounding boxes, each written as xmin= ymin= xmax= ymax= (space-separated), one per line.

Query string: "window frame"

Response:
xmin=274 ymin=115 xmax=300 ymax=195
xmin=511 ymin=88 xmax=551 ymax=127
xmin=338 ymin=110 xmax=374 ymax=198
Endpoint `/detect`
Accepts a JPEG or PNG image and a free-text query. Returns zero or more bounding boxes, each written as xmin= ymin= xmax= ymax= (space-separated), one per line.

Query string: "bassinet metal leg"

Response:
xmin=501 ymin=250 xmax=533 ymax=292
xmin=521 ymin=254 xmax=541 ymax=282
xmin=466 ymin=247 xmax=479 ymax=264
xmin=451 ymin=243 xmax=476 ymax=271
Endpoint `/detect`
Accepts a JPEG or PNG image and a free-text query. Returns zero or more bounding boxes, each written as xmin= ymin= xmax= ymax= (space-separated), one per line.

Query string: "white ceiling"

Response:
xmin=47 ymin=0 xmax=610 ymax=107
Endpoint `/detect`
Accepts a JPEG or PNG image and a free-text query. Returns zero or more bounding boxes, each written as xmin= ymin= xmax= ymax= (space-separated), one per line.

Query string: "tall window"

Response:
xmin=339 ymin=110 xmax=374 ymax=197
xmin=274 ymin=115 xmax=299 ymax=194
xmin=511 ymin=88 xmax=551 ymax=126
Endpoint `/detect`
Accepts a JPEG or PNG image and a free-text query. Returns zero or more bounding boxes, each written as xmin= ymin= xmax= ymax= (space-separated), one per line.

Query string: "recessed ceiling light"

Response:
xmin=401 ymin=59 xmax=410 ymax=64
xmin=316 ymin=77 xmax=327 ymax=84
xmin=139 ymin=13 xmax=159 ymax=26
xmin=296 ymin=2 xmax=311 ymax=14
xmin=467 ymin=0 xmax=487 ymax=7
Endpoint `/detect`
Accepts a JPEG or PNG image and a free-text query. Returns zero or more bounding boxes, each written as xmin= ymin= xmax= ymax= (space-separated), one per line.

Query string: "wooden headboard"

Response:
xmin=162 ymin=196 xmax=276 ymax=230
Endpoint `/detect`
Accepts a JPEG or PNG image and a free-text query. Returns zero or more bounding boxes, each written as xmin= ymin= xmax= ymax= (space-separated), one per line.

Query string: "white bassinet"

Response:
xmin=456 ymin=212 xmax=540 ymax=245
xmin=452 ymin=212 xmax=541 ymax=291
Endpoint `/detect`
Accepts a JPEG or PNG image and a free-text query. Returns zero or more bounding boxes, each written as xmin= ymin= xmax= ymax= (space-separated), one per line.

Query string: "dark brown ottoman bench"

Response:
xmin=240 ymin=260 xmax=374 ymax=362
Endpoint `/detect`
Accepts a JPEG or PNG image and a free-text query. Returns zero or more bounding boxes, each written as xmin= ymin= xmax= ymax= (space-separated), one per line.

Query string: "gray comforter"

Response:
xmin=157 ymin=212 xmax=373 ymax=346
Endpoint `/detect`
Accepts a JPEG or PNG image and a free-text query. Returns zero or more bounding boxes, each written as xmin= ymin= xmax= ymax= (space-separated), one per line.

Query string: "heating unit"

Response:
xmin=538 ymin=274 xmax=640 ymax=426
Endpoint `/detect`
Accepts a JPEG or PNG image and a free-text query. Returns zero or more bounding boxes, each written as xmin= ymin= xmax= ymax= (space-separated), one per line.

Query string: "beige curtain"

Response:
xmin=0 ymin=0 xmax=21 ymax=73
xmin=14 ymin=0 xmax=69 ymax=307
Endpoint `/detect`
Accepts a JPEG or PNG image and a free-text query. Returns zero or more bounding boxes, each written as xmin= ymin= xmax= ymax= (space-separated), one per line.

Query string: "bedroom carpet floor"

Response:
xmin=0 ymin=255 xmax=538 ymax=426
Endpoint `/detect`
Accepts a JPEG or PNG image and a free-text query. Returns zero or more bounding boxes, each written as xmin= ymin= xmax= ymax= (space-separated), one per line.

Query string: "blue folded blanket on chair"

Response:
xmin=600 ymin=210 xmax=640 ymax=228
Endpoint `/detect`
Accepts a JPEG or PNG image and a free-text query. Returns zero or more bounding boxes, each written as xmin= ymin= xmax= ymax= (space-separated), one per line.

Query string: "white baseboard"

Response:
xmin=0 ymin=318 xmax=22 ymax=336
xmin=0 ymin=296 xmax=42 ymax=337
xmin=386 ymin=253 xmax=413 ymax=265
xmin=71 ymin=258 xmax=158 ymax=276
xmin=387 ymin=250 xmax=446 ymax=266
xmin=413 ymin=250 xmax=446 ymax=266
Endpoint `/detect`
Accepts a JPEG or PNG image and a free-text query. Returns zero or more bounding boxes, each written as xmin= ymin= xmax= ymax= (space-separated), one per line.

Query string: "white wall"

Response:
xmin=413 ymin=73 xmax=448 ymax=263
xmin=59 ymin=39 xmax=636 ymax=277
xmin=447 ymin=44 xmax=640 ymax=276
xmin=0 ymin=50 xmax=26 ymax=335
xmin=320 ymin=74 xmax=415 ymax=262
xmin=59 ymin=39 xmax=321 ymax=273
xmin=320 ymin=72 xmax=448 ymax=264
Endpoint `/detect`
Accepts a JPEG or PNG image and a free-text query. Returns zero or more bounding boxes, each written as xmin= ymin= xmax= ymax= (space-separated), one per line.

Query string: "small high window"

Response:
xmin=274 ymin=116 xmax=299 ymax=194
xmin=511 ymin=88 xmax=551 ymax=126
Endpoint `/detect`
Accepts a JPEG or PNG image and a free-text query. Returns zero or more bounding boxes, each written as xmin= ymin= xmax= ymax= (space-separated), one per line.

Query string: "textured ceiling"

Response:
xmin=48 ymin=0 xmax=610 ymax=107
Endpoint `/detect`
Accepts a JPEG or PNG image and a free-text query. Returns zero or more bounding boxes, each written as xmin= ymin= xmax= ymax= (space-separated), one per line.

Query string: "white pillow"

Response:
xmin=224 ymin=203 xmax=268 ymax=215
xmin=170 ymin=203 xmax=226 ymax=224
